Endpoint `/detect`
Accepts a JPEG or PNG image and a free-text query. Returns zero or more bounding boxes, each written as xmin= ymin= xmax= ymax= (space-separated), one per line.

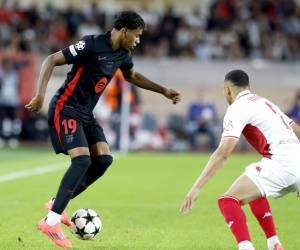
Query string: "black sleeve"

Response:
xmin=119 ymin=52 xmax=134 ymax=70
xmin=62 ymin=36 xmax=94 ymax=64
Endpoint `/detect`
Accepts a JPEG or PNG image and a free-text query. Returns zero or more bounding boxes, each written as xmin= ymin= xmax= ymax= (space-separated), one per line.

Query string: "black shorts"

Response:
xmin=48 ymin=109 xmax=107 ymax=155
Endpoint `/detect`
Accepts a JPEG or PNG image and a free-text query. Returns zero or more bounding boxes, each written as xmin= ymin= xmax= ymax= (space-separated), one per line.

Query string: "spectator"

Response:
xmin=287 ymin=90 xmax=300 ymax=124
xmin=0 ymin=57 xmax=22 ymax=147
xmin=1 ymin=1 xmax=300 ymax=60
xmin=187 ymin=92 xmax=218 ymax=151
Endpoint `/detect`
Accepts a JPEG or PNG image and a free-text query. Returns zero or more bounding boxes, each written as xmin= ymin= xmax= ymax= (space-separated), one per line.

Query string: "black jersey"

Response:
xmin=50 ymin=32 xmax=133 ymax=121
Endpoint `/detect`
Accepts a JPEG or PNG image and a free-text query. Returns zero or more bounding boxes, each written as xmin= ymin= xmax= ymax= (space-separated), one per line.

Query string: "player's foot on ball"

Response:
xmin=37 ymin=219 xmax=72 ymax=248
xmin=273 ymin=243 xmax=284 ymax=250
xmin=45 ymin=199 xmax=72 ymax=226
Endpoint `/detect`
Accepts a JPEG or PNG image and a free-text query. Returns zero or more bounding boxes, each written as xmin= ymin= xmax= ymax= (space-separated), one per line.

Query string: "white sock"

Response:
xmin=45 ymin=210 xmax=61 ymax=226
xmin=267 ymin=235 xmax=281 ymax=250
xmin=238 ymin=240 xmax=255 ymax=250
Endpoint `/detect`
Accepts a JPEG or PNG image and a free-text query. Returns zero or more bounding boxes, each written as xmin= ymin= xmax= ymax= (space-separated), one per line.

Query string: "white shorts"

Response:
xmin=244 ymin=157 xmax=300 ymax=198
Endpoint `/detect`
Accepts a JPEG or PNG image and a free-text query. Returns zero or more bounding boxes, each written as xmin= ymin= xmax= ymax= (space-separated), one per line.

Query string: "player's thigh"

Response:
xmin=84 ymin=120 xmax=111 ymax=157
xmin=90 ymin=142 xmax=111 ymax=157
xmin=68 ymin=147 xmax=90 ymax=159
xmin=49 ymin=115 xmax=90 ymax=157
xmin=224 ymin=174 xmax=263 ymax=205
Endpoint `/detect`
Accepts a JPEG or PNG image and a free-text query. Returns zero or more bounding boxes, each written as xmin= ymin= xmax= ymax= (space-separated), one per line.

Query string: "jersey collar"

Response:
xmin=235 ymin=89 xmax=251 ymax=101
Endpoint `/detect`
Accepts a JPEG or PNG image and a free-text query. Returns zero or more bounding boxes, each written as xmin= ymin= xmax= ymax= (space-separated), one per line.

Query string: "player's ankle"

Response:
xmin=238 ymin=240 xmax=255 ymax=250
xmin=267 ymin=235 xmax=281 ymax=250
xmin=45 ymin=210 xmax=61 ymax=226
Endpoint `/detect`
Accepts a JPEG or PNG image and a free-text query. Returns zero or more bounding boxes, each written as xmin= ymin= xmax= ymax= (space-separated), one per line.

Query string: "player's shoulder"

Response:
xmin=227 ymin=97 xmax=253 ymax=116
xmin=73 ymin=35 xmax=97 ymax=51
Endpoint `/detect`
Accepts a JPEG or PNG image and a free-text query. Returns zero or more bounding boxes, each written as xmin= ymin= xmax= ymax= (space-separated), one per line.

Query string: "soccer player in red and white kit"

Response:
xmin=180 ymin=69 xmax=300 ymax=250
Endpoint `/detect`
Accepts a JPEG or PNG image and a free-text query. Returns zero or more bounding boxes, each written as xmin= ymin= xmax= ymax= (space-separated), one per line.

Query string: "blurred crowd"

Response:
xmin=0 ymin=0 xmax=300 ymax=61
xmin=1 ymin=54 xmax=299 ymax=151
xmin=1 ymin=0 xmax=300 ymax=150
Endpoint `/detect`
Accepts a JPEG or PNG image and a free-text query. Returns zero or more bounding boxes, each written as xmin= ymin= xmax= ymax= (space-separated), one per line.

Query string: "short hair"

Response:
xmin=225 ymin=69 xmax=249 ymax=87
xmin=114 ymin=11 xmax=145 ymax=30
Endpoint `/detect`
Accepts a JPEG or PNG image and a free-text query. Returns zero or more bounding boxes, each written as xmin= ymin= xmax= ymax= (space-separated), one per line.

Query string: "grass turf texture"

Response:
xmin=0 ymin=148 xmax=298 ymax=250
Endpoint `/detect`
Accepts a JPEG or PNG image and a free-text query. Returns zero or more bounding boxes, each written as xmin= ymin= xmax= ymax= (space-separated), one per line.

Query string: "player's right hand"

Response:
xmin=180 ymin=188 xmax=200 ymax=214
xmin=25 ymin=95 xmax=44 ymax=112
xmin=163 ymin=88 xmax=181 ymax=104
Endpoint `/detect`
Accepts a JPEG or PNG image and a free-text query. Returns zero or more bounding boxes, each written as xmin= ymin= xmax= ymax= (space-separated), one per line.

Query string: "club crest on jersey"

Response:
xmin=75 ymin=40 xmax=86 ymax=50
xmin=66 ymin=134 xmax=74 ymax=144
xmin=95 ymin=77 xmax=108 ymax=94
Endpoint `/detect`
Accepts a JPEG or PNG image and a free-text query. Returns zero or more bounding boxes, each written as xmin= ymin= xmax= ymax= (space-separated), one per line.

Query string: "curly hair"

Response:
xmin=114 ymin=10 xmax=145 ymax=30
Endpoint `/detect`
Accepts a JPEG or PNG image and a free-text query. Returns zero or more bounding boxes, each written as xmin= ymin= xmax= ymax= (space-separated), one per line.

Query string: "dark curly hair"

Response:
xmin=225 ymin=69 xmax=250 ymax=87
xmin=114 ymin=10 xmax=145 ymax=30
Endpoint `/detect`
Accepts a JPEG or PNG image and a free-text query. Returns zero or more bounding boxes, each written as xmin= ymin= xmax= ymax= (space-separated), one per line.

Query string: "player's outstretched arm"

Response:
xmin=121 ymin=68 xmax=181 ymax=104
xmin=291 ymin=122 xmax=300 ymax=141
xmin=180 ymin=137 xmax=238 ymax=214
xmin=25 ymin=51 xmax=67 ymax=112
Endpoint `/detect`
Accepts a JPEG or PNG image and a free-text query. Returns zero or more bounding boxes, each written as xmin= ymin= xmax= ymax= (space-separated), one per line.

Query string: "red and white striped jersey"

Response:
xmin=222 ymin=90 xmax=300 ymax=159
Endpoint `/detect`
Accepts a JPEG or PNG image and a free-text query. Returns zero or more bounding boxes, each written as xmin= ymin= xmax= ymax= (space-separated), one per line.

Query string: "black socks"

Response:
xmin=71 ymin=155 xmax=113 ymax=199
xmin=51 ymin=155 xmax=91 ymax=214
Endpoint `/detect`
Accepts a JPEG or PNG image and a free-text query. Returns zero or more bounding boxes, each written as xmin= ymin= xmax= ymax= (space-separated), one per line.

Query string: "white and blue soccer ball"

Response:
xmin=70 ymin=208 xmax=101 ymax=240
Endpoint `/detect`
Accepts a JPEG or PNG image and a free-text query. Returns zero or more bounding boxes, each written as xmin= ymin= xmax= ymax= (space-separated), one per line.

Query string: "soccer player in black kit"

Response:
xmin=25 ymin=11 xmax=181 ymax=248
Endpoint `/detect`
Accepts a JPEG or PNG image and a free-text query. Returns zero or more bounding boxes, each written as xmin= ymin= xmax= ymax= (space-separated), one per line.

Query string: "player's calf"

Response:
xmin=218 ymin=196 xmax=255 ymax=250
xmin=249 ymin=198 xmax=283 ymax=250
xmin=51 ymin=155 xmax=91 ymax=214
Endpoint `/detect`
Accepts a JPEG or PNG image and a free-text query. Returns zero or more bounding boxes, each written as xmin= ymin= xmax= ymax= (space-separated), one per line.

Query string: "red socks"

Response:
xmin=218 ymin=196 xmax=252 ymax=244
xmin=249 ymin=197 xmax=277 ymax=238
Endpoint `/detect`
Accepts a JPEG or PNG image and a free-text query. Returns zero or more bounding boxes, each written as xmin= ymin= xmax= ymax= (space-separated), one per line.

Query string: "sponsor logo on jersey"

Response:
xmin=95 ymin=77 xmax=108 ymax=94
xmin=98 ymin=56 xmax=107 ymax=61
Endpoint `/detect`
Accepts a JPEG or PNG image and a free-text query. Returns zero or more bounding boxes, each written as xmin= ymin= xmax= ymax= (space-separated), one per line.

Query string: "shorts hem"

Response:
xmin=244 ymin=172 xmax=266 ymax=197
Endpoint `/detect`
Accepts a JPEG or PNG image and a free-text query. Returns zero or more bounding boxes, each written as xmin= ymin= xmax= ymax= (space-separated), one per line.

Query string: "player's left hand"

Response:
xmin=163 ymin=89 xmax=181 ymax=104
xmin=180 ymin=188 xmax=200 ymax=214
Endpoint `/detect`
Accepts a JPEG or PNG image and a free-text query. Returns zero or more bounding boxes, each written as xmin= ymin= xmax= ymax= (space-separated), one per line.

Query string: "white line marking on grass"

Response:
xmin=0 ymin=151 xmax=121 ymax=183
xmin=0 ymin=162 xmax=68 ymax=183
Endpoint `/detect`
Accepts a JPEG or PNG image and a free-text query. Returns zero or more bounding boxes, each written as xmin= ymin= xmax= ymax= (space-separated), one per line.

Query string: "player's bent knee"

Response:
xmin=93 ymin=154 xmax=113 ymax=171
xmin=72 ymin=155 xmax=92 ymax=168
xmin=218 ymin=195 xmax=241 ymax=208
xmin=64 ymin=155 xmax=91 ymax=198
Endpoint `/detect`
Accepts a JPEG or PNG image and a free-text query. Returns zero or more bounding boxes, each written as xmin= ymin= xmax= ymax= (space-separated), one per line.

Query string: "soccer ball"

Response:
xmin=70 ymin=208 xmax=101 ymax=240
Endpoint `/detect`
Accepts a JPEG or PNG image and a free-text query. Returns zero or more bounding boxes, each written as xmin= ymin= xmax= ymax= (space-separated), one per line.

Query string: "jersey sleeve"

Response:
xmin=221 ymin=102 xmax=251 ymax=139
xmin=282 ymin=111 xmax=294 ymax=125
xmin=119 ymin=52 xmax=134 ymax=70
xmin=62 ymin=36 xmax=94 ymax=64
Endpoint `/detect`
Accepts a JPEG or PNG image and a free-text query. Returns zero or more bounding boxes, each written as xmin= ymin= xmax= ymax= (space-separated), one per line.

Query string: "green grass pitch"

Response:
xmin=0 ymin=148 xmax=299 ymax=250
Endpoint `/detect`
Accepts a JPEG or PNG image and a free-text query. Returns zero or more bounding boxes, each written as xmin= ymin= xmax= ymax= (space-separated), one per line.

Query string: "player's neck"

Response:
xmin=110 ymin=29 xmax=121 ymax=51
xmin=233 ymin=88 xmax=250 ymax=102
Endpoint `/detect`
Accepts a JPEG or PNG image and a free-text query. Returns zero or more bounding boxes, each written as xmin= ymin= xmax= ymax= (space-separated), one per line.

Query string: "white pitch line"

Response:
xmin=0 ymin=162 xmax=68 ymax=183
